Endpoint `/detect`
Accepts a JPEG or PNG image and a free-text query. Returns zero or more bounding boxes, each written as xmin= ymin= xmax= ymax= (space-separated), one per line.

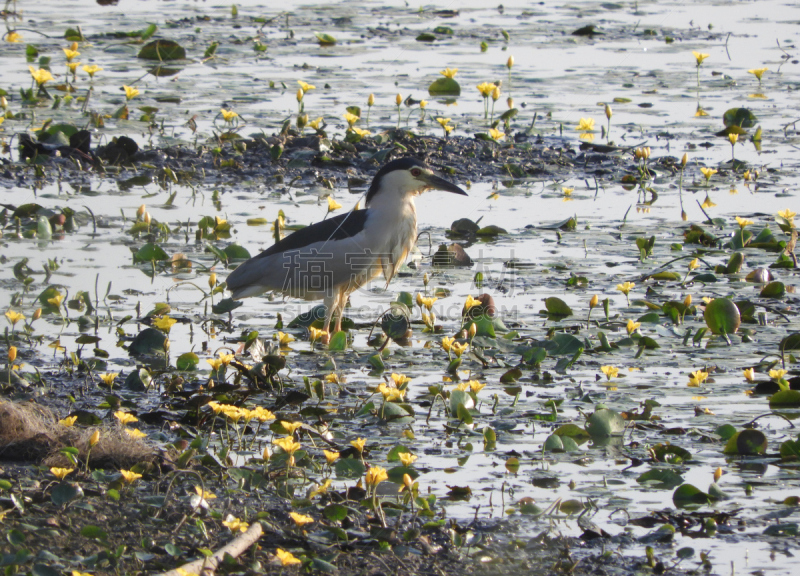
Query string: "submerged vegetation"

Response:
xmin=0 ymin=1 xmax=798 ymax=575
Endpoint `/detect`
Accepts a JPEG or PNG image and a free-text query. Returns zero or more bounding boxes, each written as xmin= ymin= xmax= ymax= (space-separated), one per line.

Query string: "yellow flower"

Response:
xmin=153 ymin=316 xmax=177 ymax=332
xmin=489 ymin=128 xmax=505 ymax=141
xmin=89 ymin=430 xmax=100 ymax=447
xmin=688 ymin=258 xmax=700 ymax=270
xmin=440 ymin=67 xmax=459 ymax=78
xmin=5 ymin=310 xmax=24 ymax=325
xmin=605 ymin=103 xmax=612 ymax=120
xmin=194 ymin=485 xmax=216 ymax=500
xmin=626 ymin=320 xmax=640 ymax=335
xmin=507 ymin=55 xmax=514 ymax=69
xmin=747 ymin=68 xmax=767 ymax=80
xmin=351 ymin=127 xmax=371 ymax=138
xmin=308 ymin=326 xmax=328 ymax=343
xmin=418 ymin=295 xmax=437 ymax=311
xmin=576 ymin=117 xmax=595 ymax=131
xmin=59 ymin=416 xmax=78 ymax=427
xmin=206 ymin=358 xmax=223 ymax=371
xmin=5 ymin=31 xmax=22 ymax=42
xmin=450 ymin=341 xmax=468 ymax=357
xmin=220 ymin=108 xmax=238 ymax=122
xmin=67 ymin=62 xmax=80 ymax=74
xmin=616 ymin=282 xmax=635 ymax=295
xmin=124 ymin=428 xmax=147 ymax=439
xmin=368 ymin=93 xmax=375 ymax=106
xmin=123 ymin=85 xmax=140 ymax=101
xmin=399 ymin=473 xmax=415 ymax=493
xmin=82 ymin=64 xmax=103 ymax=78
xmin=343 ymin=111 xmax=359 ymax=126
xmin=289 ymin=512 xmax=314 ymax=527
xmin=693 ymin=51 xmax=710 ymax=65
xmin=398 ymin=452 xmax=418 ymax=467
xmin=326 ymin=196 xmax=342 ymax=212
xmin=323 ymin=450 xmax=339 ymax=464
xmin=297 ymin=80 xmax=316 ymax=93
xmin=688 ymin=370 xmax=709 ymax=387
xmin=695 ymin=106 xmax=709 ymax=117
xmin=119 ymin=469 xmax=142 ymax=484
xmin=114 ymin=410 xmax=138 ymax=426
xmin=222 ymin=517 xmax=249 ymax=533
xmin=684 ymin=294 xmax=693 ymax=307
xmin=296 ymin=88 xmax=304 ymax=102
xmin=281 ymin=421 xmax=303 ymax=435
xmin=436 ymin=117 xmax=451 ymax=128
xmin=701 ymin=195 xmax=717 ymax=209
xmin=308 ymin=116 xmax=324 ymax=129
xmin=7 ymin=346 xmax=16 ymax=363
xmin=441 ymin=336 xmax=454 ymax=352
xmin=276 ymin=549 xmax=301 ymax=566
xmin=396 ymin=93 xmax=403 ymax=106
xmin=274 ymin=331 xmax=295 ymax=347
xmin=365 ymin=465 xmax=388 ymax=487
xmin=600 ymin=366 xmax=619 ymax=380
xmin=419 ymin=100 xmax=428 ymax=109
xmin=464 ymin=295 xmax=481 ymax=310
xmin=743 ymin=368 xmax=755 ymax=382
xmin=476 ymin=82 xmax=497 ymax=97
xmin=350 ymin=438 xmax=366 ymax=453
xmin=100 ymin=373 xmax=119 ymax=387
xmin=769 ymin=369 xmax=788 ymax=381
xmin=29 ymin=66 xmax=54 ymax=86
xmin=378 ymin=383 xmax=404 ymax=402
xmin=251 ymin=407 xmax=275 ymax=422
xmin=273 ymin=436 xmax=302 ymax=455
xmin=700 ymin=167 xmax=717 ymax=181
xmin=735 ymin=216 xmax=753 ymax=229
xmin=778 ymin=209 xmax=796 ymax=222
xmin=590 ymin=294 xmax=599 ymax=308
xmin=728 ymin=133 xmax=738 ymax=145
xmin=391 ymin=373 xmax=411 ymax=387
xmin=309 ymin=478 xmax=332 ymax=498
xmin=562 ymin=187 xmax=574 ymax=196
xmin=468 ymin=380 xmax=485 ymax=394
xmin=63 ymin=48 xmax=80 ymax=61
xmin=50 ymin=467 xmax=74 ymax=480
xmin=491 ymin=86 xmax=501 ymax=101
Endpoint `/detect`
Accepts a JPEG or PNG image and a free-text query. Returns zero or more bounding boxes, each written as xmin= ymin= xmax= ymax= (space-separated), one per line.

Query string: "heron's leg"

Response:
xmin=321 ymin=292 xmax=337 ymax=343
xmin=333 ymin=287 xmax=348 ymax=334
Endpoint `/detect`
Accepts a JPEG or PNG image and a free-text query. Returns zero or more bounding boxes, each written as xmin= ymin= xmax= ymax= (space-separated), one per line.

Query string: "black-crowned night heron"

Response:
xmin=226 ymin=157 xmax=467 ymax=334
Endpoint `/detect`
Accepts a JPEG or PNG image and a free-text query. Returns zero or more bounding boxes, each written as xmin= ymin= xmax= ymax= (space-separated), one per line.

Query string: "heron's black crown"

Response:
xmin=365 ymin=157 xmax=427 ymax=206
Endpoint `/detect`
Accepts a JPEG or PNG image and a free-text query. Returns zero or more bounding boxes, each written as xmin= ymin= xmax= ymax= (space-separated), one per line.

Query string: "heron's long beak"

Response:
xmin=422 ymin=172 xmax=468 ymax=196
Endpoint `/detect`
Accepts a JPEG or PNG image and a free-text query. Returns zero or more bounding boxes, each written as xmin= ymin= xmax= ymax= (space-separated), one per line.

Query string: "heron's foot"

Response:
xmin=320 ymin=332 xmax=331 ymax=345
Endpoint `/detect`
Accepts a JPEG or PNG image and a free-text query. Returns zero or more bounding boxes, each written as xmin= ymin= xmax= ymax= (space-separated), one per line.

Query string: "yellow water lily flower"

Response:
xmin=67 ymin=61 xmax=80 ymax=74
xmin=327 ymin=196 xmax=342 ymax=211
xmin=5 ymin=31 xmax=22 ymax=43
xmin=468 ymin=380 xmax=485 ymax=393
xmin=100 ymin=373 xmax=120 ymax=387
xmin=206 ymin=358 xmax=223 ymax=371
xmin=289 ymin=512 xmax=314 ymax=527
xmin=219 ymin=108 xmax=238 ymax=122
xmin=769 ymin=369 xmax=788 ymax=381
xmin=297 ymin=80 xmax=316 ymax=93
xmin=436 ymin=117 xmax=451 ymax=128
xmin=63 ymin=48 xmax=80 ymax=61
xmin=728 ymin=133 xmax=738 ymax=146
xmin=274 ymin=331 xmax=295 ymax=347
xmin=59 ymin=416 xmax=78 ymax=427
xmin=747 ymin=68 xmax=767 ymax=80
xmin=616 ymin=282 xmax=634 ymax=295
xmin=119 ymin=469 xmax=142 ymax=484
xmin=464 ymin=295 xmax=481 ymax=310
xmin=450 ymin=341 xmax=468 ymax=357
xmin=114 ymin=410 xmax=138 ymax=425
xmin=626 ymin=320 xmax=640 ymax=335
xmin=153 ymin=316 xmax=177 ymax=332
xmin=600 ymin=366 xmax=619 ymax=380
xmin=419 ymin=99 xmax=428 ymax=109
xmin=123 ymin=85 xmax=140 ymax=101
xmin=351 ymin=127 xmax=371 ymax=138
xmin=688 ymin=370 xmax=709 ymax=387
xmin=222 ymin=517 xmax=249 ymax=533
xmin=418 ymin=295 xmax=437 ymax=311
xmin=343 ymin=111 xmax=359 ymax=126
xmin=735 ymin=216 xmax=753 ymax=229
xmin=398 ymin=452 xmax=418 ymax=467
xmin=276 ymin=549 xmax=301 ymax=566
xmin=441 ymin=336 xmax=454 ymax=353
xmin=476 ymin=82 xmax=497 ymax=97
xmin=391 ymin=373 xmax=411 ymax=387
xmin=5 ymin=310 xmax=24 ymax=326
xmin=308 ymin=326 xmax=328 ymax=344
xmin=323 ymin=450 xmax=339 ymax=464
xmin=700 ymin=167 xmax=717 ymax=181
xmin=489 ymin=128 xmax=505 ymax=141
xmin=308 ymin=116 xmax=324 ymax=130
xmin=743 ymin=368 xmax=755 ymax=382
xmin=440 ymin=67 xmax=458 ymax=78
xmin=89 ymin=430 xmax=100 ymax=447
xmin=365 ymin=465 xmax=388 ymax=487
xmin=29 ymin=66 xmax=54 ymax=86
xmin=124 ymin=428 xmax=147 ymax=439
xmin=82 ymin=64 xmax=103 ymax=78
xmin=350 ymin=438 xmax=366 ymax=453
xmin=281 ymin=421 xmax=303 ymax=435
xmin=576 ymin=117 xmax=595 ymax=131
xmin=688 ymin=258 xmax=700 ymax=270
xmin=377 ymin=383 xmax=404 ymax=402
xmin=778 ymin=209 xmax=796 ymax=222
xmin=693 ymin=51 xmax=710 ymax=65
xmin=50 ymin=467 xmax=74 ymax=480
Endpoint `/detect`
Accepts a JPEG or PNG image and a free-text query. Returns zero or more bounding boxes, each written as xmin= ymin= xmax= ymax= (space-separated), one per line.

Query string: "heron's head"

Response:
xmin=365 ymin=157 xmax=467 ymax=207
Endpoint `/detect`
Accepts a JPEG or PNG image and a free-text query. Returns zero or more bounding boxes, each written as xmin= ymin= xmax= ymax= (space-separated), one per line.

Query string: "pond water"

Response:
xmin=2 ymin=0 xmax=800 ymax=573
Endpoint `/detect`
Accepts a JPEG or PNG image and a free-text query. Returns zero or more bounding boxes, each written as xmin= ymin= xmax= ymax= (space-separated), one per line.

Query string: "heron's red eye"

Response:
xmin=411 ymin=168 xmax=421 ymax=177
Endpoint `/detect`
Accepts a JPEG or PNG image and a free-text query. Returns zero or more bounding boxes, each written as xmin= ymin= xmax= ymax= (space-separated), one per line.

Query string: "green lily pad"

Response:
xmin=673 ymin=484 xmax=712 ymax=507
xmin=723 ymin=429 xmax=767 ymax=455
xmin=428 ymin=78 xmax=461 ymax=96
xmin=137 ymin=39 xmax=186 ymax=61
xmin=586 ymin=408 xmax=625 ymax=438
xmin=544 ymin=297 xmax=573 ymax=317
xmin=760 ymin=281 xmax=785 ymax=298
xmin=722 ymin=107 xmax=757 ymax=128
xmin=703 ymin=298 xmax=740 ymax=335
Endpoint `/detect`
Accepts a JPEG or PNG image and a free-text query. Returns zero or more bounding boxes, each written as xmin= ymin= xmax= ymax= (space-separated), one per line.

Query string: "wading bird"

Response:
xmin=226 ymin=157 xmax=467 ymax=335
